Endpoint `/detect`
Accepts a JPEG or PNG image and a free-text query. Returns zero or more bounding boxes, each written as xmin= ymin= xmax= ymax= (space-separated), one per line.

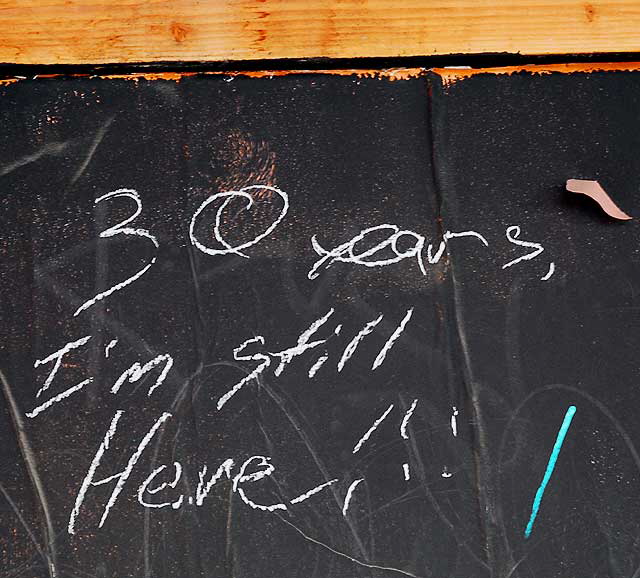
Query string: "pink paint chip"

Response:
xmin=566 ymin=179 xmax=632 ymax=221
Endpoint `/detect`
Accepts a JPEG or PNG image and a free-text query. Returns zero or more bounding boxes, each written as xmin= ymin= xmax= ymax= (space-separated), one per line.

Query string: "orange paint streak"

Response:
xmin=228 ymin=68 xmax=425 ymax=80
xmin=434 ymin=61 xmax=640 ymax=85
xmin=100 ymin=71 xmax=188 ymax=81
xmin=2 ymin=63 xmax=640 ymax=88
xmin=1 ymin=68 xmax=425 ymax=86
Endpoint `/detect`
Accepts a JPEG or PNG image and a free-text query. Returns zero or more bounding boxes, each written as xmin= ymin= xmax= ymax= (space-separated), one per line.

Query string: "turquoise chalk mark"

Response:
xmin=524 ymin=405 xmax=577 ymax=539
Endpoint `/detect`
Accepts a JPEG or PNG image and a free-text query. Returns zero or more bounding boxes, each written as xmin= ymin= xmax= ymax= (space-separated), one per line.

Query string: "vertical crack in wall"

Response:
xmin=424 ymin=73 xmax=512 ymax=577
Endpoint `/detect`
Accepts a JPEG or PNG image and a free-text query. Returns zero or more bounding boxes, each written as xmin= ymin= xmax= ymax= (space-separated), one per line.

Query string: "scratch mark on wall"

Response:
xmin=0 ymin=369 xmax=58 ymax=578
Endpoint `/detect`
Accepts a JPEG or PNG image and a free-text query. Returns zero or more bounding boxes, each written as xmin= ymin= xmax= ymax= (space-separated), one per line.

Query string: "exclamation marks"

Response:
xmin=345 ymin=398 xmax=419 ymax=515
xmin=400 ymin=399 xmax=418 ymax=480
xmin=352 ymin=404 xmax=395 ymax=454
xmin=342 ymin=478 xmax=364 ymax=517
xmin=450 ymin=406 xmax=459 ymax=437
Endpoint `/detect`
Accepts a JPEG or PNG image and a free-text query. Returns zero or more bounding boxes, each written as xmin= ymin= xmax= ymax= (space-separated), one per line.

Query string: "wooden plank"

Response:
xmin=1 ymin=0 xmax=640 ymax=65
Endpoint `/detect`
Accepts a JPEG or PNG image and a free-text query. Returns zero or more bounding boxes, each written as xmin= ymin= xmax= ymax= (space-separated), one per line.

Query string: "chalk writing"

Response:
xmin=189 ymin=185 xmax=289 ymax=258
xmin=21 ymin=183 xmax=575 ymax=576
xmin=74 ymin=189 xmax=159 ymax=317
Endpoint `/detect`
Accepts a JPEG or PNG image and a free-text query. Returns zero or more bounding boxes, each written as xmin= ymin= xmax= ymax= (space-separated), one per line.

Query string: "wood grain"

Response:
xmin=1 ymin=0 xmax=640 ymax=65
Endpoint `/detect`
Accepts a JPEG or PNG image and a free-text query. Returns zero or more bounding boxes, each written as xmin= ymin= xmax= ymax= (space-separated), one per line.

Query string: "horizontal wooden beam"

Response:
xmin=2 ymin=0 xmax=640 ymax=65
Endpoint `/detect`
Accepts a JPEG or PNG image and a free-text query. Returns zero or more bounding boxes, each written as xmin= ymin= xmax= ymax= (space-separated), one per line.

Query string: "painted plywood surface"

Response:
xmin=1 ymin=66 xmax=640 ymax=577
